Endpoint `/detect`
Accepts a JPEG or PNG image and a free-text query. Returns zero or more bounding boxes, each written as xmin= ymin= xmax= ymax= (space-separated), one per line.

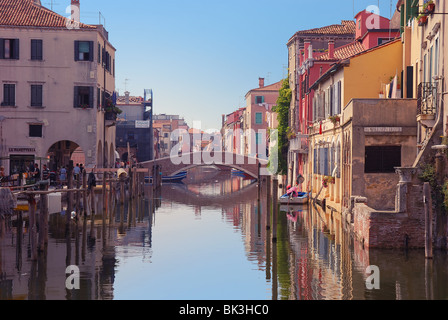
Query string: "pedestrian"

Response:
xmin=42 ymin=164 xmax=50 ymax=182
xmin=74 ymin=163 xmax=81 ymax=181
xmin=59 ymin=166 xmax=67 ymax=187
xmin=87 ymin=167 xmax=97 ymax=191
xmin=0 ymin=166 xmax=5 ymax=185
xmin=33 ymin=163 xmax=40 ymax=182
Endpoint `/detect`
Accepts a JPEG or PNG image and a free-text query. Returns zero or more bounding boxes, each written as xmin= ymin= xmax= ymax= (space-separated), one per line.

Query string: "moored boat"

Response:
xmin=145 ymin=171 xmax=188 ymax=184
xmin=279 ymin=192 xmax=309 ymax=205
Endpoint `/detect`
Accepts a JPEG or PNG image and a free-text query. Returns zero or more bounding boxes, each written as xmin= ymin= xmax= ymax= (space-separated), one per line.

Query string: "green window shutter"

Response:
xmin=411 ymin=0 xmax=419 ymax=19
xmin=255 ymin=112 xmax=263 ymax=124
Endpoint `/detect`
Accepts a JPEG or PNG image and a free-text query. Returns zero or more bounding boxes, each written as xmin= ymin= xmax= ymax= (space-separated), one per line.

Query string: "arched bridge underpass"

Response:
xmin=140 ymin=152 xmax=269 ymax=180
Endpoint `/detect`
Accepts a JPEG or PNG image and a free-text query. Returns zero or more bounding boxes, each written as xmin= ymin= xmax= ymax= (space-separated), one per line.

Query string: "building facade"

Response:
xmin=0 ymin=0 xmax=116 ymax=175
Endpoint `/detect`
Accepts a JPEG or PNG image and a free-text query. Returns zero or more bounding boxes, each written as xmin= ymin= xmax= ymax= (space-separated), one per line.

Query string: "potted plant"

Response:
xmin=322 ymin=176 xmax=335 ymax=188
xmin=424 ymin=1 xmax=435 ymax=14
xmin=328 ymin=115 xmax=340 ymax=126
xmin=104 ymin=98 xmax=122 ymax=115
xmin=418 ymin=14 xmax=428 ymax=26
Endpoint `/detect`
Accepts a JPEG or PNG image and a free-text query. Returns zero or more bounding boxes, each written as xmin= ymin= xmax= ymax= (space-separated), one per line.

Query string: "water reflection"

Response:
xmin=0 ymin=166 xmax=447 ymax=300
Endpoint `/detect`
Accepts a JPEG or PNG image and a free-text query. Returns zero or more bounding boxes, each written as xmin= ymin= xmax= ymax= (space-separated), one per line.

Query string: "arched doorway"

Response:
xmin=47 ymin=140 xmax=85 ymax=172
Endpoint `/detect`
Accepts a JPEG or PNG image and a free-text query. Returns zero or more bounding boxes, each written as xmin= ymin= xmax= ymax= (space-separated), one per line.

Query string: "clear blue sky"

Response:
xmin=50 ymin=0 xmax=396 ymax=130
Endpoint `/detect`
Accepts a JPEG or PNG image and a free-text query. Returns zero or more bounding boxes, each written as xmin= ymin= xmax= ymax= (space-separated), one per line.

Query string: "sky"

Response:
xmin=49 ymin=0 xmax=397 ymax=130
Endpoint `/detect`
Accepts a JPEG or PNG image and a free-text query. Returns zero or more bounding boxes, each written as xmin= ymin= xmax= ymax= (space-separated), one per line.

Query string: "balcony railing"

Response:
xmin=417 ymin=82 xmax=437 ymax=116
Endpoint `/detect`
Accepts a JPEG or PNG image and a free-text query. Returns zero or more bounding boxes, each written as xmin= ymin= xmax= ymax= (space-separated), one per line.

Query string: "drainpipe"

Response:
xmin=103 ymin=39 xmax=107 ymax=168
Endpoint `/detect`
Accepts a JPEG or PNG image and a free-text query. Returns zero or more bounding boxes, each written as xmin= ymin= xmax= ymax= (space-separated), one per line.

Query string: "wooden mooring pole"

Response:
xmin=272 ymin=177 xmax=278 ymax=242
xmin=28 ymin=194 xmax=38 ymax=261
xmin=266 ymin=177 xmax=271 ymax=230
xmin=424 ymin=182 xmax=433 ymax=259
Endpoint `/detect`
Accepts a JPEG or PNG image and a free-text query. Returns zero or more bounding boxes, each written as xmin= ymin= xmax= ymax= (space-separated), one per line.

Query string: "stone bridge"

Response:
xmin=140 ymin=152 xmax=268 ymax=179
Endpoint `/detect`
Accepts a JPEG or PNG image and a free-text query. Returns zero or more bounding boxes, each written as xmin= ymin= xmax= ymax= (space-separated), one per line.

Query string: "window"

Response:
xmin=378 ymin=38 xmax=393 ymax=46
xmin=29 ymin=124 xmax=43 ymax=138
xmin=255 ymin=112 xmax=263 ymax=124
xmin=255 ymin=133 xmax=262 ymax=145
xmin=0 ymin=39 xmax=19 ymax=59
xmin=98 ymin=43 xmax=101 ymax=64
xmin=31 ymin=85 xmax=43 ymax=107
xmin=74 ymin=86 xmax=94 ymax=108
xmin=255 ymin=96 xmax=264 ymax=104
xmin=31 ymin=39 xmax=43 ymax=60
xmin=74 ymin=41 xmax=93 ymax=61
xmin=365 ymin=146 xmax=401 ymax=173
xmin=2 ymin=84 xmax=15 ymax=106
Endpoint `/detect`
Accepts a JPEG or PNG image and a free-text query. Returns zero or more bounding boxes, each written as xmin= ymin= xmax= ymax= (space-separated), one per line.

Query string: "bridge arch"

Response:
xmin=140 ymin=151 xmax=267 ymax=180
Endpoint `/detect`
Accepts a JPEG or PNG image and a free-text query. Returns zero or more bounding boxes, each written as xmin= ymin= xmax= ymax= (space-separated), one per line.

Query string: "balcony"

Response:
xmin=290 ymin=134 xmax=309 ymax=154
xmin=417 ymin=82 xmax=437 ymax=127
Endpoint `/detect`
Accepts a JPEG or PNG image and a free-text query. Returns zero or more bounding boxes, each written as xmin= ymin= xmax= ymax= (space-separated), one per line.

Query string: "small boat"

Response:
xmin=279 ymin=192 xmax=309 ymax=205
xmin=145 ymin=171 xmax=188 ymax=184
xmin=231 ymin=168 xmax=254 ymax=180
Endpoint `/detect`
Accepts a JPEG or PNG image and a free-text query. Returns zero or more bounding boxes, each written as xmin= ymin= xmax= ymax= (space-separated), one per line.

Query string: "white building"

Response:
xmin=0 ymin=0 xmax=116 ymax=175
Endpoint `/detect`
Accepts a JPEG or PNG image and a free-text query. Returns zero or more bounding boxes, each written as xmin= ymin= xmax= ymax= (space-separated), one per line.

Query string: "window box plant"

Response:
xmin=329 ymin=115 xmax=340 ymax=126
xmin=418 ymin=14 xmax=428 ymax=26
xmin=322 ymin=176 xmax=335 ymax=188
xmin=424 ymin=1 xmax=435 ymax=14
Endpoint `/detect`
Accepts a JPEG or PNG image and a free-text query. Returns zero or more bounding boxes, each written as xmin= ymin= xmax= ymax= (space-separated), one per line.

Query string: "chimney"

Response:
xmin=328 ymin=41 xmax=335 ymax=59
xmin=71 ymin=0 xmax=80 ymax=21
xmin=259 ymin=78 xmax=265 ymax=88
xmin=304 ymin=41 xmax=311 ymax=61
xmin=299 ymin=49 xmax=305 ymax=65
xmin=125 ymin=91 xmax=130 ymax=104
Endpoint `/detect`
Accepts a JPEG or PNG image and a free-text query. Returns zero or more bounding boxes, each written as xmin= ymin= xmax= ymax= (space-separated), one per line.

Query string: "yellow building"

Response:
xmin=309 ymin=38 xmax=417 ymax=216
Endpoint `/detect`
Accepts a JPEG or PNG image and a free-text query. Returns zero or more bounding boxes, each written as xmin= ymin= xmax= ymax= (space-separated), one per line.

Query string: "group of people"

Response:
xmin=57 ymin=163 xmax=85 ymax=187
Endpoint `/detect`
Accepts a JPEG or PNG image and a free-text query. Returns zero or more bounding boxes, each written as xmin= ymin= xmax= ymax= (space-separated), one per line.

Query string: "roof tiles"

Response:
xmin=315 ymin=41 xmax=366 ymax=61
xmin=0 ymin=0 xmax=96 ymax=29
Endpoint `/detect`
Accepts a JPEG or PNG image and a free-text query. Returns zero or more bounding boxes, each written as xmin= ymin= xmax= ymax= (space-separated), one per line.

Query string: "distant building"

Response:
xmin=115 ymin=91 xmax=153 ymax=164
xmin=153 ymin=114 xmax=189 ymax=158
xmin=242 ymin=78 xmax=282 ymax=159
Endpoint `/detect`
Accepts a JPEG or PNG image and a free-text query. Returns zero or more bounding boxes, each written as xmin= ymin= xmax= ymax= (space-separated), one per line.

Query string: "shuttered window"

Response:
xmin=31 ymin=85 xmax=43 ymax=107
xmin=2 ymin=84 xmax=15 ymax=106
xmin=74 ymin=86 xmax=94 ymax=108
xmin=255 ymin=112 xmax=263 ymax=124
xmin=0 ymin=39 xmax=19 ymax=60
xmin=74 ymin=41 xmax=93 ymax=61
xmin=31 ymin=39 xmax=43 ymax=60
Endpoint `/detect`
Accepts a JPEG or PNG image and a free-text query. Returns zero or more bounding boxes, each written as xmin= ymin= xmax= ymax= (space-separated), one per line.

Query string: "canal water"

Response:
xmin=0 ymin=166 xmax=447 ymax=300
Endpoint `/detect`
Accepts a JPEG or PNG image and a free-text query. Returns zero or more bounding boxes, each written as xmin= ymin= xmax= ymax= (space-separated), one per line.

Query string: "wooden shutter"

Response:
xmin=89 ymin=41 xmax=94 ymax=61
xmin=89 ymin=87 xmax=94 ymax=108
xmin=0 ymin=39 xmax=4 ymax=59
xmin=74 ymin=41 xmax=79 ymax=61
xmin=74 ymin=86 xmax=79 ymax=107
xmin=11 ymin=39 xmax=19 ymax=60
xmin=8 ymin=84 xmax=15 ymax=105
xmin=337 ymin=81 xmax=342 ymax=114
xmin=98 ymin=43 xmax=101 ymax=64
